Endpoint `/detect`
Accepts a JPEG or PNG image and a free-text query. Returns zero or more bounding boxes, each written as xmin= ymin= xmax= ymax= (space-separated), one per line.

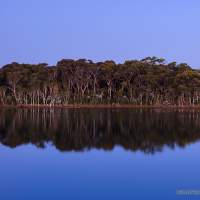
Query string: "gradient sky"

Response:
xmin=0 ymin=0 xmax=200 ymax=67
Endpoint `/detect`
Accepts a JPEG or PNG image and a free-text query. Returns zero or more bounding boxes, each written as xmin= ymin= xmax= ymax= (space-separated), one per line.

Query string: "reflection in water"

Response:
xmin=0 ymin=108 xmax=200 ymax=154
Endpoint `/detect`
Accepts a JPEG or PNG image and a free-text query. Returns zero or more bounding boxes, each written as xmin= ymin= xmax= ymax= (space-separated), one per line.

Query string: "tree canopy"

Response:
xmin=0 ymin=57 xmax=200 ymax=106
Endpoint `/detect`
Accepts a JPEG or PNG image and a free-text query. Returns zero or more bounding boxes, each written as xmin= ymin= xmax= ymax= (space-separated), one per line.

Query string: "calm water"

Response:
xmin=0 ymin=108 xmax=200 ymax=200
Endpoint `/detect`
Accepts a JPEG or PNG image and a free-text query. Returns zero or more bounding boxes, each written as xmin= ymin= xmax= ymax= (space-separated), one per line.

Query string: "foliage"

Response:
xmin=0 ymin=57 xmax=200 ymax=105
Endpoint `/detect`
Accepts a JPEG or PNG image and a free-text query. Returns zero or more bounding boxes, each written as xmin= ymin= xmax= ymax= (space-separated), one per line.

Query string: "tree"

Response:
xmin=0 ymin=58 xmax=200 ymax=106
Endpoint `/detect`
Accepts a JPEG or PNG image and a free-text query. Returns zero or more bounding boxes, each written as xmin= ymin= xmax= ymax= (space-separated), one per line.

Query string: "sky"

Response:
xmin=0 ymin=0 xmax=200 ymax=67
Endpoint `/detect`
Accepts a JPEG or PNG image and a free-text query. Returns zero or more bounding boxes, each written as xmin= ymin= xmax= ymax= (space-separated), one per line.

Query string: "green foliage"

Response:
xmin=0 ymin=58 xmax=200 ymax=105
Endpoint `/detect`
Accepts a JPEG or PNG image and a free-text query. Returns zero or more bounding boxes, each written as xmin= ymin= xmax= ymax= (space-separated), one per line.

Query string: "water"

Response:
xmin=0 ymin=108 xmax=200 ymax=200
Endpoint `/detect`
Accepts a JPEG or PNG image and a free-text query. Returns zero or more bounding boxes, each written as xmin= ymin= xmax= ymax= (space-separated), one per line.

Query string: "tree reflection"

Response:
xmin=0 ymin=108 xmax=200 ymax=154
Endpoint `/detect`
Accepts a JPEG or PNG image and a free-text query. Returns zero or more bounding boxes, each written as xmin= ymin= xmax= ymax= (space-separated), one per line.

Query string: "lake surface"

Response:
xmin=0 ymin=108 xmax=200 ymax=200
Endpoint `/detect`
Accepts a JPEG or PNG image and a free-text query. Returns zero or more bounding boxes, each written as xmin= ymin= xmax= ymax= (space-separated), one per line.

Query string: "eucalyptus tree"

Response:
xmin=0 ymin=58 xmax=200 ymax=106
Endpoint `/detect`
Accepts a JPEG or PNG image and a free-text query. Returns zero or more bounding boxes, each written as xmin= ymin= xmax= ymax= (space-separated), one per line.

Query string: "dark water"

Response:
xmin=0 ymin=108 xmax=200 ymax=200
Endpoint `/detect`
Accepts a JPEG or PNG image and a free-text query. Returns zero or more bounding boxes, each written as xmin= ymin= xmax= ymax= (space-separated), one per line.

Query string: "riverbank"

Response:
xmin=1 ymin=104 xmax=200 ymax=109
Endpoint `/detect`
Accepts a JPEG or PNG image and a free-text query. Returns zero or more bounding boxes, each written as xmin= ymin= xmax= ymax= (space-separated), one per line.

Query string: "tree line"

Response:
xmin=0 ymin=57 xmax=200 ymax=106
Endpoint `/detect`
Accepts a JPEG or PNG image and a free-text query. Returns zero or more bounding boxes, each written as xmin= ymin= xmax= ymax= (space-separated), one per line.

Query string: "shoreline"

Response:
xmin=1 ymin=104 xmax=200 ymax=109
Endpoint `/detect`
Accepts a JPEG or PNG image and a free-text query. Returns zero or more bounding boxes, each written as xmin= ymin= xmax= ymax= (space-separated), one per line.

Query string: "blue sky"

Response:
xmin=0 ymin=0 xmax=200 ymax=67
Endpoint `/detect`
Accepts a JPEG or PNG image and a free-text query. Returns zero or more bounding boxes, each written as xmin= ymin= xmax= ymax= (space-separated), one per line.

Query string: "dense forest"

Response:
xmin=0 ymin=57 xmax=200 ymax=106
